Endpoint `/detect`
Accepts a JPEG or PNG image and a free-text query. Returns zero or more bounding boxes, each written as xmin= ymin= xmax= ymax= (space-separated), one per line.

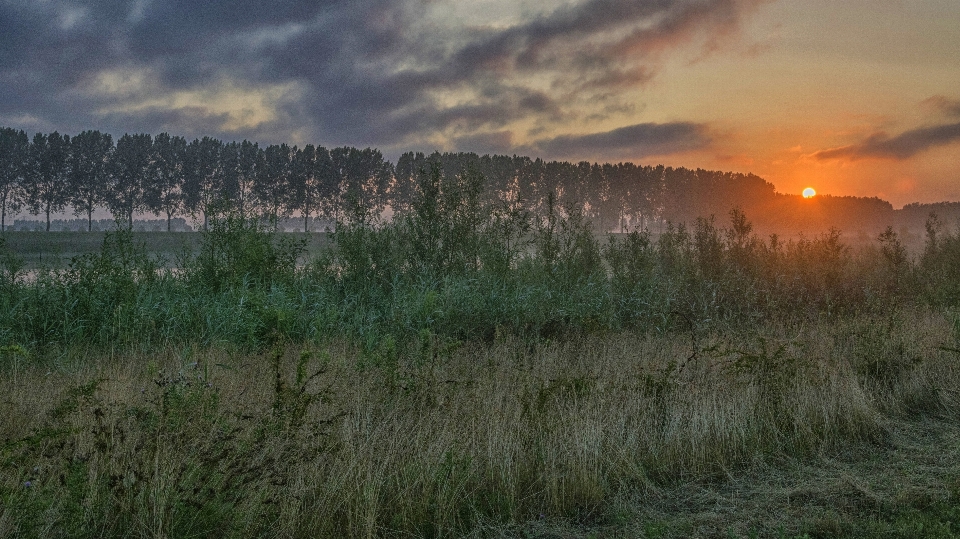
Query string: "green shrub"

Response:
xmin=184 ymin=210 xmax=305 ymax=292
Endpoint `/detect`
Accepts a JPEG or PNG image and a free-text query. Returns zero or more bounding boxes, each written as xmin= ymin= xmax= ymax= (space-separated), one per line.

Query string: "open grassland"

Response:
xmin=0 ymin=224 xmax=927 ymax=271
xmin=4 ymin=167 xmax=960 ymax=536
xmin=2 ymin=309 xmax=960 ymax=538
xmin=1 ymin=230 xmax=332 ymax=269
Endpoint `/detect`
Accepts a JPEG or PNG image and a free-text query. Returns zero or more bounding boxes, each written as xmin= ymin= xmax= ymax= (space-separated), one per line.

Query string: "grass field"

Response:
xmin=0 ymin=230 xmax=332 ymax=268
xmin=2 ymin=196 xmax=960 ymax=537
xmin=0 ymin=229 xmax=930 ymax=272
xmin=2 ymin=309 xmax=959 ymax=537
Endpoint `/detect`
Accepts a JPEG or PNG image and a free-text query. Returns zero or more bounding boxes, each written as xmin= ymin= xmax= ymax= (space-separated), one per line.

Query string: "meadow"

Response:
xmin=0 ymin=229 xmax=331 ymax=270
xmin=2 ymin=168 xmax=960 ymax=537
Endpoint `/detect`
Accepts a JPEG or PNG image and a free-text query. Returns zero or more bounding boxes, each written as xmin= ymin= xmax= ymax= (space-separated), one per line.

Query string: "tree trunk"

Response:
xmin=167 ymin=210 xmax=173 ymax=232
xmin=304 ymin=205 xmax=310 ymax=233
xmin=128 ymin=209 xmax=133 ymax=230
xmin=1 ymin=203 xmax=5 ymax=233
xmin=88 ymin=208 xmax=93 ymax=232
xmin=46 ymin=204 xmax=51 ymax=232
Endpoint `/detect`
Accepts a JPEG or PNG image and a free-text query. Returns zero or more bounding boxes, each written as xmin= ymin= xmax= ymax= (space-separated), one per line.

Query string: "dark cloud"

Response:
xmin=534 ymin=122 xmax=711 ymax=159
xmin=921 ymin=95 xmax=960 ymax=118
xmin=451 ymin=131 xmax=516 ymax=156
xmin=0 ymin=0 xmax=764 ymax=151
xmin=99 ymin=107 xmax=233 ymax=139
xmin=811 ymin=122 xmax=960 ymax=161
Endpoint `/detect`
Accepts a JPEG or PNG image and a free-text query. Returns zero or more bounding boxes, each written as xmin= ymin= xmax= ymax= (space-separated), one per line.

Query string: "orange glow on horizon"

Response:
xmin=802 ymin=187 xmax=816 ymax=198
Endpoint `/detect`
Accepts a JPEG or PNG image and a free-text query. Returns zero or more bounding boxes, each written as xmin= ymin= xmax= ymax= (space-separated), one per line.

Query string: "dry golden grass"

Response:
xmin=1 ymin=307 xmax=959 ymax=537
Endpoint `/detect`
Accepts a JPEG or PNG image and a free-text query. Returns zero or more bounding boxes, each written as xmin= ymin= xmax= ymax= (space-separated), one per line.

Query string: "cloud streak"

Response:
xmin=921 ymin=95 xmax=960 ymax=118
xmin=534 ymin=122 xmax=711 ymax=159
xmin=811 ymin=122 xmax=960 ymax=161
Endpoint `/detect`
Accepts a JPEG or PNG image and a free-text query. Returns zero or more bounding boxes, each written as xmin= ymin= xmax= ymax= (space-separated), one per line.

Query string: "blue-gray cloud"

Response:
xmin=812 ymin=122 xmax=960 ymax=161
xmin=0 ymin=0 xmax=765 ymax=153
xmin=921 ymin=95 xmax=960 ymax=118
xmin=533 ymin=122 xmax=711 ymax=159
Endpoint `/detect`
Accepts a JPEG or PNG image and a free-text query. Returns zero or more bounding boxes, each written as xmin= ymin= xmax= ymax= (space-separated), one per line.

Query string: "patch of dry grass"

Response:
xmin=2 ymin=308 xmax=959 ymax=537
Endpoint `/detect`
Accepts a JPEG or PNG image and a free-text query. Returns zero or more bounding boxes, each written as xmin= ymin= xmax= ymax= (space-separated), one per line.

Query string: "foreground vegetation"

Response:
xmin=3 ymin=311 xmax=960 ymax=537
xmin=3 ymin=165 xmax=960 ymax=536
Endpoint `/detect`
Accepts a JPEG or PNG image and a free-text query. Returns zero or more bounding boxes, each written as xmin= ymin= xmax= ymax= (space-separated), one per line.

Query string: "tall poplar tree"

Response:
xmin=221 ymin=140 xmax=262 ymax=217
xmin=258 ymin=143 xmax=293 ymax=228
xmin=69 ymin=130 xmax=113 ymax=231
xmin=288 ymin=144 xmax=338 ymax=232
xmin=330 ymin=147 xmax=392 ymax=224
xmin=25 ymin=131 xmax=71 ymax=231
xmin=0 ymin=127 xmax=29 ymax=232
xmin=183 ymin=137 xmax=224 ymax=231
xmin=108 ymin=133 xmax=152 ymax=229
xmin=146 ymin=133 xmax=187 ymax=231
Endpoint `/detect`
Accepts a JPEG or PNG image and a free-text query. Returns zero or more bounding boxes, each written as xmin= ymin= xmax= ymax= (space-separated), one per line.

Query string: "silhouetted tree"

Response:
xmin=221 ymin=140 xmax=262 ymax=217
xmin=0 ymin=127 xmax=29 ymax=232
xmin=257 ymin=143 xmax=293 ymax=227
xmin=146 ymin=133 xmax=187 ymax=231
xmin=331 ymin=147 xmax=393 ymax=224
xmin=69 ymin=130 xmax=113 ymax=231
xmin=183 ymin=137 xmax=224 ymax=231
xmin=393 ymin=151 xmax=427 ymax=215
xmin=108 ymin=133 xmax=152 ymax=229
xmin=25 ymin=131 xmax=71 ymax=231
xmin=288 ymin=144 xmax=336 ymax=232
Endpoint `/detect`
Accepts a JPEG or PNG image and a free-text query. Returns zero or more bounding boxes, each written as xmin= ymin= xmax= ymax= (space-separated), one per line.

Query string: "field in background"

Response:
xmin=1 ymin=230 xmax=332 ymax=268
xmin=0 ymin=224 xmax=929 ymax=270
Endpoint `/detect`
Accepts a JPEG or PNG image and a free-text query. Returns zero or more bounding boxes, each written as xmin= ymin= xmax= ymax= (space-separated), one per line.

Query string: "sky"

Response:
xmin=1 ymin=0 xmax=959 ymax=208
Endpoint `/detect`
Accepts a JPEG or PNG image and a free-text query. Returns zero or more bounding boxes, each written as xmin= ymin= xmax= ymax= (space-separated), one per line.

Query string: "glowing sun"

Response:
xmin=802 ymin=187 xmax=816 ymax=198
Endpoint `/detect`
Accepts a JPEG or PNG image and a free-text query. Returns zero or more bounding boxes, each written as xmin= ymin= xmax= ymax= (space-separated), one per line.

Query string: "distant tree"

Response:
xmin=257 ymin=143 xmax=293 ymax=227
xmin=541 ymin=160 xmax=573 ymax=213
xmin=578 ymin=162 xmax=608 ymax=232
xmin=639 ymin=164 xmax=665 ymax=231
xmin=108 ymin=133 xmax=152 ymax=229
xmin=331 ymin=147 xmax=393 ymax=224
xmin=517 ymin=157 xmax=547 ymax=220
xmin=25 ymin=131 xmax=71 ymax=231
xmin=69 ymin=130 xmax=113 ymax=231
xmin=482 ymin=154 xmax=522 ymax=207
xmin=659 ymin=166 xmax=694 ymax=228
xmin=146 ymin=133 xmax=187 ymax=231
xmin=394 ymin=151 xmax=427 ymax=215
xmin=221 ymin=140 xmax=262 ymax=217
xmin=0 ymin=127 xmax=29 ymax=232
xmin=606 ymin=162 xmax=660 ymax=233
xmin=288 ymin=144 xmax=337 ymax=232
xmin=183 ymin=137 xmax=224 ymax=231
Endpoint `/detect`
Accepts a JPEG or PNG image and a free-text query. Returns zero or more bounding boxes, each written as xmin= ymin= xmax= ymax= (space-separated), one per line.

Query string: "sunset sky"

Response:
xmin=2 ymin=0 xmax=959 ymax=207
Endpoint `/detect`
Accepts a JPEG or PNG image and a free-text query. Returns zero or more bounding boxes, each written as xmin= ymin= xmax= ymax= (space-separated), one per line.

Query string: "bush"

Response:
xmin=184 ymin=210 xmax=305 ymax=292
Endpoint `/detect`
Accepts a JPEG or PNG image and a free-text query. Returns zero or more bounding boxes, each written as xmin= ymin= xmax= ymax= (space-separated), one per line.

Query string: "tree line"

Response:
xmin=0 ymin=127 xmax=393 ymax=233
xmin=2 ymin=125 xmax=947 ymax=236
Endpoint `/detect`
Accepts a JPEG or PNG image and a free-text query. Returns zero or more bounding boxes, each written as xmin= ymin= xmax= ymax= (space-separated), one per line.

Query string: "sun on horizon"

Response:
xmin=802 ymin=187 xmax=817 ymax=198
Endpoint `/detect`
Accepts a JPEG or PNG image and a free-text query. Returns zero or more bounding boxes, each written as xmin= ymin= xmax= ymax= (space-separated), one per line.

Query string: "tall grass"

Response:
xmin=2 ymin=309 xmax=958 ymax=537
